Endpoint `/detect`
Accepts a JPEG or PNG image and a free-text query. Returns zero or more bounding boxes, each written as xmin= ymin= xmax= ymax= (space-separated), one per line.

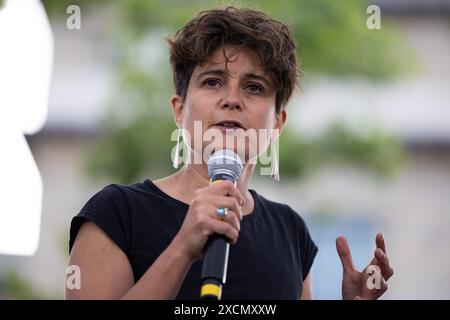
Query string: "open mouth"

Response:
xmin=212 ymin=120 xmax=245 ymax=130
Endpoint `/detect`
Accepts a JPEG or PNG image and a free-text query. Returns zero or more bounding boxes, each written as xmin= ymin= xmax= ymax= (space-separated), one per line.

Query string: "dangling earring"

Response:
xmin=173 ymin=127 xmax=181 ymax=169
xmin=270 ymin=140 xmax=280 ymax=181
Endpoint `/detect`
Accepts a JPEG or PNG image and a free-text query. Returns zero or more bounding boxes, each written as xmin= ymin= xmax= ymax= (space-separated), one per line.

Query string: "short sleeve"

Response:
xmin=292 ymin=209 xmax=318 ymax=281
xmin=69 ymin=185 xmax=131 ymax=257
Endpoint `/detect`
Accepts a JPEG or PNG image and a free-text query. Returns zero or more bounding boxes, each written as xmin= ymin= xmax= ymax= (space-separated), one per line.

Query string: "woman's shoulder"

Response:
xmin=76 ymin=179 xmax=158 ymax=218
xmin=89 ymin=179 xmax=158 ymax=199
xmin=101 ymin=179 xmax=152 ymax=195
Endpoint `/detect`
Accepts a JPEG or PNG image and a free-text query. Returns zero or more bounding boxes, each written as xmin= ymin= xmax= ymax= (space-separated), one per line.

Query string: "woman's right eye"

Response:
xmin=203 ymin=79 xmax=221 ymax=88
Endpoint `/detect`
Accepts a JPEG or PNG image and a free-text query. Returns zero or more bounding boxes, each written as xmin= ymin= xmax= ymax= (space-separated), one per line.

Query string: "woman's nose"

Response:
xmin=222 ymin=86 xmax=242 ymax=110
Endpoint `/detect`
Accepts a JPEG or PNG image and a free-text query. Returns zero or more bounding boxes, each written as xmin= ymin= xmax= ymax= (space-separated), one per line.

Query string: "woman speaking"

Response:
xmin=66 ymin=6 xmax=393 ymax=300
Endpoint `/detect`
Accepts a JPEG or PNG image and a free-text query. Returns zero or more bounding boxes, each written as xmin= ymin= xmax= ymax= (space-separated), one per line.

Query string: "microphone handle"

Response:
xmin=200 ymin=235 xmax=230 ymax=300
xmin=200 ymin=174 xmax=235 ymax=300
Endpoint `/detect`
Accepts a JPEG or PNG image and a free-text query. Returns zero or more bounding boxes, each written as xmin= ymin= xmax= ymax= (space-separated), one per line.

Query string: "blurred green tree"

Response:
xmin=0 ymin=270 xmax=62 ymax=300
xmin=43 ymin=0 xmax=406 ymax=183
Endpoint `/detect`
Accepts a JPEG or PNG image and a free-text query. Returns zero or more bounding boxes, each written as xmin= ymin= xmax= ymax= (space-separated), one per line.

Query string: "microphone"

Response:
xmin=200 ymin=149 xmax=243 ymax=300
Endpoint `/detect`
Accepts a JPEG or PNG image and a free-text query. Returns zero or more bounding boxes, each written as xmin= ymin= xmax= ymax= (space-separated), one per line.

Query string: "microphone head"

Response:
xmin=207 ymin=149 xmax=243 ymax=182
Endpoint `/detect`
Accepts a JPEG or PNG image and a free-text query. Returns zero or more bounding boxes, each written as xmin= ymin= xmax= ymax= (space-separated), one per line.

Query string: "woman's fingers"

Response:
xmin=373 ymin=233 xmax=393 ymax=280
xmin=206 ymin=216 xmax=240 ymax=244
xmin=360 ymin=264 xmax=388 ymax=300
xmin=209 ymin=207 xmax=241 ymax=234
xmin=181 ymin=181 xmax=245 ymax=260
xmin=336 ymin=236 xmax=357 ymax=274
xmin=376 ymin=233 xmax=387 ymax=254
xmin=374 ymin=248 xmax=394 ymax=280
xmin=371 ymin=270 xmax=388 ymax=299
xmin=198 ymin=202 xmax=241 ymax=244
xmin=207 ymin=195 xmax=243 ymax=221
xmin=204 ymin=180 xmax=244 ymax=206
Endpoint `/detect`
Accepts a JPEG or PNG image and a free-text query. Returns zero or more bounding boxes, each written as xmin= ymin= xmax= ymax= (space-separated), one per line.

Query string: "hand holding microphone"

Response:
xmin=200 ymin=149 xmax=244 ymax=300
xmin=172 ymin=149 xmax=244 ymax=297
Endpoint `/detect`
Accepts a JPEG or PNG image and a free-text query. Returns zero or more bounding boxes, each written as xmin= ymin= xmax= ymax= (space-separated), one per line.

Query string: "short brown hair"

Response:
xmin=166 ymin=6 xmax=300 ymax=113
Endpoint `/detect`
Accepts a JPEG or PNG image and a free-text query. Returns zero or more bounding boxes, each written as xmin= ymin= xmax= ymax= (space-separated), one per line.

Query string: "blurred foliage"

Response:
xmin=86 ymin=115 xmax=177 ymax=182
xmin=42 ymin=0 xmax=407 ymax=183
xmin=277 ymin=122 xmax=402 ymax=180
xmin=0 ymin=270 xmax=61 ymax=300
xmin=43 ymin=0 xmax=409 ymax=78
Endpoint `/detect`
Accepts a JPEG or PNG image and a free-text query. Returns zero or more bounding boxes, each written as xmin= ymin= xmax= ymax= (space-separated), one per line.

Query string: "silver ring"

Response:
xmin=216 ymin=207 xmax=228 ymax=220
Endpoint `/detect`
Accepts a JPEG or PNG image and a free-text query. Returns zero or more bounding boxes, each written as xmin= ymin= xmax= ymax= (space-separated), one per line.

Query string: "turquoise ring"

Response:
xmin=216 ymin=207 xmax=228 ymax=220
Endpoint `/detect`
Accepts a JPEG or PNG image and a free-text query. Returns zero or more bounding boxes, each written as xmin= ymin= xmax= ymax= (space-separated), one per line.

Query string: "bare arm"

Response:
xmin=300 ymin=273 xmax=313 ymax=300
xmin=65 ymin=221 xmax=193 ymax=299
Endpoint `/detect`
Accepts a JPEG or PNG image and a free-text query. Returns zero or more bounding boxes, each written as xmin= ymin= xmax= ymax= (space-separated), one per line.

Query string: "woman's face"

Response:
xmin=171 ymin=46 xmax=286 ymax=164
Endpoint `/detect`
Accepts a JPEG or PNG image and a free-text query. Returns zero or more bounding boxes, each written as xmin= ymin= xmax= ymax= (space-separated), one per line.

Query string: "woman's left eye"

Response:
xmin=247 ymin=84 xmax=263 ymax=94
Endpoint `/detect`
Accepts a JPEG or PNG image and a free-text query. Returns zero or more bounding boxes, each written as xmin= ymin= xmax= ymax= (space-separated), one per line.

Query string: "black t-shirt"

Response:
xmin=69 ymin=179 xmax=318 ymax=299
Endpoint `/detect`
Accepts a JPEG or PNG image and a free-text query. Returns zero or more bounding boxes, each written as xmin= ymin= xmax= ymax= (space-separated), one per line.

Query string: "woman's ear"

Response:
xmin=170 ymin=94 xmax=184 ymax=127
xmin=272 ymin=110 xmax=287 ymax=140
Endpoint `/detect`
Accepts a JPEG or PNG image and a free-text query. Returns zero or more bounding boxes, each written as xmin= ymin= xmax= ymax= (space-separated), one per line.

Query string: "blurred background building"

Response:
xmin=0 ymin=0 xmax=449 ymax=299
